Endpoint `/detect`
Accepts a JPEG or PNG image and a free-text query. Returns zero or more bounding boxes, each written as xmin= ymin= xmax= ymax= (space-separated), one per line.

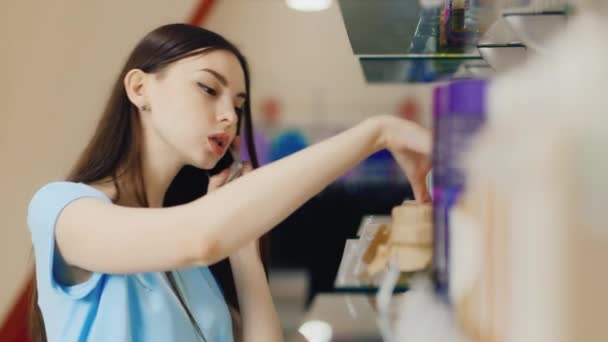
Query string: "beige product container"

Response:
xmin=560 ymin=131 xmax=608 ymax=342
xmin=450 ymin=183 xmax=511 ymax=342
xmin=363 ymin=201 xmax=434 ymax=277
xmin=391 ymin=200 xmax=433 ymax=246
xmin=451 ymin=128 xmax=608 ymax=342
xmin=451 ymin=129 xmax=577 ymax=342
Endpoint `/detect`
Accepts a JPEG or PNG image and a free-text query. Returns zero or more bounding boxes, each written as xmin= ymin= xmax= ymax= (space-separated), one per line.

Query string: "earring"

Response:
xmin=140 ymin=104 xmax=150 ymax=111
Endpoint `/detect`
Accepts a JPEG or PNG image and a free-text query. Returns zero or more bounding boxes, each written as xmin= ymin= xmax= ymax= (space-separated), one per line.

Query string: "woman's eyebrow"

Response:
xmin=200 ymin=68 xmax=246 ymax=98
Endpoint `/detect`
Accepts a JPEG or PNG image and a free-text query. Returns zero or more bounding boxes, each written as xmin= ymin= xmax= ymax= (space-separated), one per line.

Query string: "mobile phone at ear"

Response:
xmin=208 ymin=150 xmax=234 ymax=176
xmin=208 ymin=148 xmax=243 ymax=183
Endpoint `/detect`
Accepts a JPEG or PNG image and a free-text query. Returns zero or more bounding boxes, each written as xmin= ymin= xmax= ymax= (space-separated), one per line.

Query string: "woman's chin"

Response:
xmin=189 ymin=155 xmax=218 ymax=170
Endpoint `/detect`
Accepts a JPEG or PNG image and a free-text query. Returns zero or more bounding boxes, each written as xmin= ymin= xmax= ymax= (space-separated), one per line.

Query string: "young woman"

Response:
xmin=27 ymin=23 xmax=431 ymax=342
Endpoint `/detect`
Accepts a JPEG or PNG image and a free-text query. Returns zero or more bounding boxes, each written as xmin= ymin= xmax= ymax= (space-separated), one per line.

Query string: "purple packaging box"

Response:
xmin=432 ymin=79 xmax=487 ymax=301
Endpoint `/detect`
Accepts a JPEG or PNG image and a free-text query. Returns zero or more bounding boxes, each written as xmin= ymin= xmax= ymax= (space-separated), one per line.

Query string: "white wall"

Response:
xmin=0 ymin=0 xmax=198 ymax=322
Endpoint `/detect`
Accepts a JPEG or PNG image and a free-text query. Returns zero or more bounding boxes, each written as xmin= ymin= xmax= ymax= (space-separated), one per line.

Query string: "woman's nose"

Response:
xmin=217 ymin=104 xmax=239 ymax=126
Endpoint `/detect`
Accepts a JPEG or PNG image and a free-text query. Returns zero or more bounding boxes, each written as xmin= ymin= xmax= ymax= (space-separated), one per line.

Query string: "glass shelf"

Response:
xmin=340 ymin=0 xmax=496 ymax=83
xmin=477 ymin=42 xmax=526 ymax=48
xmin=502 ymin=10 xmax=569 ymax=17
xmin=359 ymin=54 xmax=484 ymax=83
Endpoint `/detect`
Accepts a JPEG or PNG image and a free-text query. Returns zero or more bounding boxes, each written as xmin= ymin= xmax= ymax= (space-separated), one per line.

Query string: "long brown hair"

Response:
xmin=29 ymin=23 xmax=270 ymax=341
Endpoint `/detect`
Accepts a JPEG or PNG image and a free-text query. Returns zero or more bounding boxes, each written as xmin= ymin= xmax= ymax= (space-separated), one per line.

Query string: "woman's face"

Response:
xmin=142 ymin=49 xmax=246 ymax=170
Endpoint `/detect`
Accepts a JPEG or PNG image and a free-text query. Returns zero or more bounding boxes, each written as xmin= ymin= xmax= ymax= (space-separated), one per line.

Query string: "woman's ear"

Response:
xmin=124 ymin=69 xmax=149 ymax=111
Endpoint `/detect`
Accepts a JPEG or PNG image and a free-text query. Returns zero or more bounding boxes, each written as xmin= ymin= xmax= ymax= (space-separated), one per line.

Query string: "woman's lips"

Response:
xmin=208 ymin=133 xmax=229 ymax=156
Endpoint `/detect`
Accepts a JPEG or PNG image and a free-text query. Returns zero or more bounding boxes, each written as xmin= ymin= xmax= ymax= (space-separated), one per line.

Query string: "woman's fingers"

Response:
xmin=208 ymin=168 xmax=231 ymax=192
xmin=382 ymin=117 xmax=433 ymax=202
xmin=241 ymin=161 xmax=253 ymax=174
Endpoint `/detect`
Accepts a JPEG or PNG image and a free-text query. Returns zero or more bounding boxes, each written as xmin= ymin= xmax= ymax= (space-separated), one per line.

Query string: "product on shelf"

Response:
xmin=394 ymin=245 xmax=433 ymax=272
xmin=360 ymin=201 xmax=434 ymax=277
xmin=449 ymin=183 xmax=510 ymax=342
xmin=362 ymin=223 xmax=391 ymax=265
xmin=432 ymin=79 xmax=488 ymax=300
xmin=391 ymin=200 xmax=433 ymax=246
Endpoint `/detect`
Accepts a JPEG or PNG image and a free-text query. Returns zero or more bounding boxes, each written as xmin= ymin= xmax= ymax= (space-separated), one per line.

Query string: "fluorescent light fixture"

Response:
xmin=286 ymin=0 xmax=332 ymax=12
xmin=418 ymin=0 xmax=444 ymax=9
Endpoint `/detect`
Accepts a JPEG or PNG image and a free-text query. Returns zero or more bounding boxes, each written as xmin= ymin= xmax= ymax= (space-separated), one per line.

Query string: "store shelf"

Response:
xmin=477 ymin=42 xmax=526 ymax=48
xmin=502 ymin=10 xmax=568 ymax=17
xmin=502 ymin=10 xmax=569 ymax=53
xmin=360 ymin=54 xmax=484 ymax=83
xmin=339 ymin=0 xmax=498 ymax=83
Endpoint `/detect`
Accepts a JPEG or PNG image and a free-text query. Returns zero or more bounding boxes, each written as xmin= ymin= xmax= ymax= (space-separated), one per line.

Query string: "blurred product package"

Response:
xmin=449 ymin=6 xmax=608 ymax=341
xmin=432 ymin=79 xmax=488 ymax=301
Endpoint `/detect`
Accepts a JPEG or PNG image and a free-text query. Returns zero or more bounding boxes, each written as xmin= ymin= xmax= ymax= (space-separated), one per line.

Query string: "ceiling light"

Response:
xmin=286 ymin=0 xmax=333 ymax=12
xmin=298 ymin=320 xmax=333 ymax=342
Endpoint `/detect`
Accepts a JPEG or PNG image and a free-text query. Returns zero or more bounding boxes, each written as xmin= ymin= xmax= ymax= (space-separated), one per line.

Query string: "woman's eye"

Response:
xmin=197 ymin=82 xmax=217 ymax=96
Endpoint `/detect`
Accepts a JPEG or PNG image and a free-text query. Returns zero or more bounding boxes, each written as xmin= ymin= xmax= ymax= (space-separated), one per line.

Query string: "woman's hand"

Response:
xmin=375 ymin=115 xmax=432 ymax=202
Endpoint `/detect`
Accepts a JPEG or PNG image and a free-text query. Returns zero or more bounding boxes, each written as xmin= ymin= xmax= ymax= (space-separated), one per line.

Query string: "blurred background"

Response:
xmin=2 ymin=0 xmax=607 ymax=341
